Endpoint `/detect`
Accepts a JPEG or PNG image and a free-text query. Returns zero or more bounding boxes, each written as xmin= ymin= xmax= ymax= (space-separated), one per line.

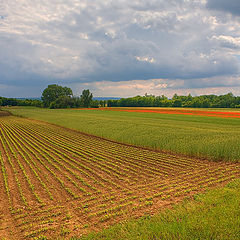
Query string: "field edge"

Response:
xmin=76 ymin=178 xmax=240 ymax=240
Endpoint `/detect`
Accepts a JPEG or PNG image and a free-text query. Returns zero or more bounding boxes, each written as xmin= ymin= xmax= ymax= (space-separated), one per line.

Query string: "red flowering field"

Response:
xmin=97 ymin=107 xmax=240 ymax=119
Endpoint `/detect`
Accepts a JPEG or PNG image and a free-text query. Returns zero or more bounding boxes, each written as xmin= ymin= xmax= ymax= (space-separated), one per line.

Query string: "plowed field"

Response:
xmin=0 ymin=116 xmax=239 ymax=239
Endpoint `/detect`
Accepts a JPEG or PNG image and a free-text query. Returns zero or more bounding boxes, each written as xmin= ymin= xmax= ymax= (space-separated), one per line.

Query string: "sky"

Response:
xmin=0 ymin=0 xmax=240 ymax=98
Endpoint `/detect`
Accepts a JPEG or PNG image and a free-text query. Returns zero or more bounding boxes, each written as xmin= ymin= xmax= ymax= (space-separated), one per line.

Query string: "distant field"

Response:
xmin=0 ymin=115 xmax=239 ymax=239
xmin=7 ymin=107 xmax=240 ymax=162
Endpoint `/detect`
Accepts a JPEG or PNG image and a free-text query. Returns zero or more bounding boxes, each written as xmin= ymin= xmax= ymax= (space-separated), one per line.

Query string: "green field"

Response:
xmin=7 ymin=106 xmax=240 ymax=162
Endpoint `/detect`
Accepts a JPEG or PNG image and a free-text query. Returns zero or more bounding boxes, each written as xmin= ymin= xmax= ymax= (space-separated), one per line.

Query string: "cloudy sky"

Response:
xmin=1 ymin=0 xmax=240 ymax=98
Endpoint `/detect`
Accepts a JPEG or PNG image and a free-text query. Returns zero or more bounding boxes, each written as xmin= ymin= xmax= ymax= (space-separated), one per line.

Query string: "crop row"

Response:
xmin=14 ymin=119 xmax=197 ymax=180
xmin=7 ymin=123 xmax=121 ymax=192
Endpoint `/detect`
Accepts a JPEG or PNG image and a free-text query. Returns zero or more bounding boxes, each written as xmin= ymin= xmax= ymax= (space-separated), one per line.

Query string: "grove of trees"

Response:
xmin=0 ymin=97 xmax=42 ymax=107
xmin=0 ymin=85 xmax=98 ymax=109
xmin=107 ymin=92 xmax=240 ymax=108
xmin=41 ymin=85 xmax=96 ymax=109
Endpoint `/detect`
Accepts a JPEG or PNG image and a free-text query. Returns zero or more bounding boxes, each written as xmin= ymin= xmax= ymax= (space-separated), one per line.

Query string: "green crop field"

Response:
xmin=7 ymin=106 xmax=240 ymax=162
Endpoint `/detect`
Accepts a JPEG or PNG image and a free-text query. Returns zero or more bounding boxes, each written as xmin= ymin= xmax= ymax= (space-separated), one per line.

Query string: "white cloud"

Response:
xmin=135 ymin=56 xmax=156 ymax=63
xmin=70 ymin=75 xmax=240 ymax=98
xmin=211 ymin=35 xmax=240 ymax=50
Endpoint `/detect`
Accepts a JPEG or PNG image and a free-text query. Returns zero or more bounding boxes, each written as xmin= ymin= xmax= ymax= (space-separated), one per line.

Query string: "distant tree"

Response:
xmin=31 ymin=99 xmax=43 ymax=107
xmin=107 ymin=99 xmax=119 ymax=107
xmin=90 ymin=100 xmax=100 ymax=108
xmin=172 ymin=99 xmax=182 ymax=107
xmin=187 ymin=93 xmax=193 ymax=101
xmin=49 ymin=96 xmax=82 ymax=109
xmin=98 ymin=100 xmax=107 ymax=107
xmin=202 ymin=99 xmax=210 ymax=108
xmin=41 ymin=84 xmax=73 ymax=107
xmin=172 ymin=93 xmax=178 ymax=100
xmin=80 ymin=89 xmax=93 ymax=108
xmin=105 ymin=92 xmax=240 ymax=108
xmin=99 ymin=100 xmax=104 ymax=107
xmin=191 ymin=98 xmax=202 ymax=108
xmin=49 ymin=96 xmax=72 ymax=109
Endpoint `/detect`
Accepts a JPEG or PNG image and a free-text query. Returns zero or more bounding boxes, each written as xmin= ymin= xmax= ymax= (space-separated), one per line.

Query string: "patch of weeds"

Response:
xmin=60 ymin=226 xmax=71 ymax=237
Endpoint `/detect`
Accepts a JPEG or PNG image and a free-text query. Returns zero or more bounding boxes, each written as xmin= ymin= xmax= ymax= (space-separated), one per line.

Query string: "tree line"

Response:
xmin=107 ymin=92 xmax=240 ymax=108
xmin=1 ymin=84 xmax=240 ymax=109
xmin=0 ymin=97 xmax=43 ymax=107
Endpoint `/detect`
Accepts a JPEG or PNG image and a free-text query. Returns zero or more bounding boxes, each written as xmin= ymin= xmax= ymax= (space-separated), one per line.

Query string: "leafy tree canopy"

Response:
xmin=80 ymin=89 xmax=93 ymax=108
xmin=41 ymin=84 xmax=73 ymax=107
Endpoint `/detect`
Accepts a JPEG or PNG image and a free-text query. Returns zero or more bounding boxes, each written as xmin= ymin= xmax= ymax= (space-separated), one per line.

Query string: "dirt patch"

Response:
xmin=0 ymin=111 xmax=12 ymax=117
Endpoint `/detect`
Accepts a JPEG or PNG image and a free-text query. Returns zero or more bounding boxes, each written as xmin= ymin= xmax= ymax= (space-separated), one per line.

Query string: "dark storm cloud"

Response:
xmin=206 ymin=0 xmax=240 ymax=16
xmin=0 ymin=0 xmax=240 ymax=97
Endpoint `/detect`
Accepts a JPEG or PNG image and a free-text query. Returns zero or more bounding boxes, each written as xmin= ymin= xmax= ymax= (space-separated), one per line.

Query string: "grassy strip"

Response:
xmin=75 ymin=179 xmax=240 ymax=240
xmin=0 ymin=150 xmax=12 ymax=208
xmin=6 ymin=107 xmax=240 ymax=162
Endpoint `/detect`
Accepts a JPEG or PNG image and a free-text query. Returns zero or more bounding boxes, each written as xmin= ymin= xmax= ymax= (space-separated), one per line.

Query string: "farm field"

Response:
xmin=0 ymin=115 xmax=240 ymax=239
xmin=7 ymin=106 xmax=240 ymax=162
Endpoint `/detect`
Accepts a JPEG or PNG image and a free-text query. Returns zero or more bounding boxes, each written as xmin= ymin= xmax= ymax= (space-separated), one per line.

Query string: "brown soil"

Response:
xmin=0 ymin=116 xmax=239 ymax=240
xmin=0 ymin=111 xmax=11 ymax=117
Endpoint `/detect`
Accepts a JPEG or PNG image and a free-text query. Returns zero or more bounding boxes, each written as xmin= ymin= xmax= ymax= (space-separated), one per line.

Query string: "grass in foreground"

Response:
xmin=76 ymin=179 xmax=240 ymax=240
xmin=7 ymin=107 xmax=240 ymax=162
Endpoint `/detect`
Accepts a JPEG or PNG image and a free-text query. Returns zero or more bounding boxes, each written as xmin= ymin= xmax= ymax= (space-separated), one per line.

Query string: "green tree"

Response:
xmin=172 ymin=99 xmax=182 ymax=107
xmin=41 ymin=84 xmax=73 ymax=107
xmin=172 ymin=93 xmax=178 ymax=100
xmin=187 ymin=93 xmax=193 ymax=101
xmin=49 ymin=96 xmax=72 ymax=109
xmin=202 ymin=99 xmax=210 ymax=108
xmin=80 ymin=89 xmax=93 ymax=108
xmin=90 ymin=100 xmax=100 ymax=108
